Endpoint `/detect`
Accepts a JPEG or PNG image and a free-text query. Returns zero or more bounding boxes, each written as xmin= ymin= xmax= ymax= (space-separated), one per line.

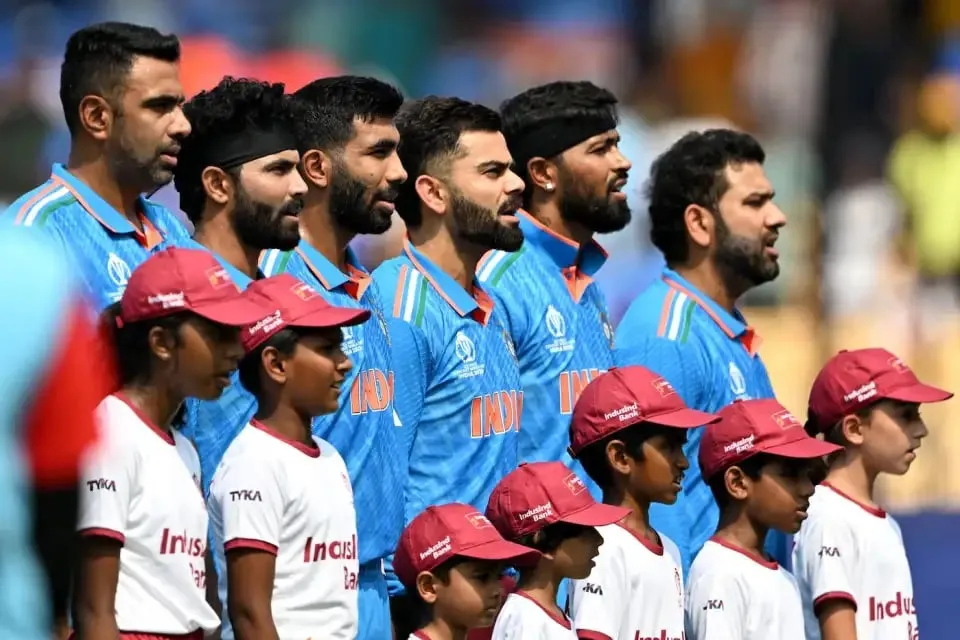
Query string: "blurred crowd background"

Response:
xmin=2 ymin=0 xmax=960 ymax=630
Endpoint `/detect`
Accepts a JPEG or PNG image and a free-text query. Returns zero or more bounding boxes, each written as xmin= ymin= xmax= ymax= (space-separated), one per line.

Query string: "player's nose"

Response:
xmin=504 ymin=169 xmax=524 ymax=196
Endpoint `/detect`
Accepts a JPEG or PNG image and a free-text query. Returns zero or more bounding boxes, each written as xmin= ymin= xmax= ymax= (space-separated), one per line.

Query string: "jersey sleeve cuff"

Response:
xmin=814 ymin=591 xmax=858 ymax=612
xmin=577 ymin=631 xmax=613 ymax=640
xmin=78 ymin=527 xmax=125 ymax=544
xmin=224 ymin=538 xmax=279 ymax=555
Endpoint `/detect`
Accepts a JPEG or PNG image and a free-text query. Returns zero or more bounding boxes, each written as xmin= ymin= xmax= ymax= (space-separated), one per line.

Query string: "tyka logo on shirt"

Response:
xmin=229 ymin=489 xmax=262 ymax=502
xmin=86 ymin=477 xmax=116 ymax=492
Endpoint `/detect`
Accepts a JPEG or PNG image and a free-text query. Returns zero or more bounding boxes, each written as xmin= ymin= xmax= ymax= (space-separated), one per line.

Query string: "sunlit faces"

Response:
xmin=554 ymin=128 xmax=632 ymax=234
xmin=854 ymin=401 xmax=928 ymax=476
xmin=445 ymin=130 xmax=525 ymax=251
xmin=108 ymin=55 xmax=191 ymax=190
xmin=163 ymin=316 xmax=245 ymax=401
xmin=737 ymin=458 xmax=817 ymax=535
xmin=419 ymin=559 xmax=508 ymax=630
xmin=329 ymin=117 xmax=407 ymax=235
xmin=712 ymin=162 xmax=787 ymax=287
xmin=231 ymin=150 xmax=307 ymax=251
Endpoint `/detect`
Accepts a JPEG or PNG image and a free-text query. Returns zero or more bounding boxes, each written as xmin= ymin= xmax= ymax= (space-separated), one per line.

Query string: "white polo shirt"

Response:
xmin=569 ymin=524 xmax=685 ymax=640
xmin=492 ymin=591 xmax=578 ymax=640
xmin=685 ymin=538 xmax=805 ymax=640
xmin=793 ymin=483 xmax=918 ymax=640
xmin=77 ymin=393 xmax=219 ymax=635
xmin=209 ymin=421 xmax=358 ymax=640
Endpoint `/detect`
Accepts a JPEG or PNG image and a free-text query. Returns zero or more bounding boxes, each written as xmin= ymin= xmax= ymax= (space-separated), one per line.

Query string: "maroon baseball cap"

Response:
xmin=568 ymin=366 xmax=721 ymax=457
xmin=240 ymin=274 xmax=371 ymax=352
xmin=393 ymin=503 xmax=541 ymax=589
xmin=807 ymin=348 xmax=953 ymax=433
xmin=119 ymin=247 xmax=270 ymax=326
xmin=699 ymin=399 xmax=843 ymax=480
xmin=485 ymin=462 xmax=631 ymax=539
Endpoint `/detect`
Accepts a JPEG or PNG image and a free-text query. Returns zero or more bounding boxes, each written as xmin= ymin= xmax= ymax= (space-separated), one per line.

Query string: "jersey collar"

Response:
xmin=403 ymin=237 xmax=494 ymax=325
xmin=183 ymin=238 xmax=259 ymax=290
xmin=295 ymin=240 xmax=370 ymax=300
xmin=661 ymin=267 xmax=762 ymax=355
xmin=518 ymin=210 xmax=608 ymax=275
xmin=50 ymin=164 xmax=163 ymax=248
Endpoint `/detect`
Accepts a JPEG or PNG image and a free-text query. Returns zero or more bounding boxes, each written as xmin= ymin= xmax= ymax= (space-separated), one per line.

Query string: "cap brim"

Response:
xmin=764 ymin=437 xmax=843 ymax=460
xmin=192 ymin=296 xmax=276 ymax=327
xmin=648 ymin=407 xmax=722 ymax=429
xmin=458 ymin=539 xmax=542 ymax=567
xmin=290 ymin=306 xmax=371 ymax=330
xmin=559 ymin=502 xmax=631 ymax=528
xmin=885 ymin=382 xmax=954 ymax=405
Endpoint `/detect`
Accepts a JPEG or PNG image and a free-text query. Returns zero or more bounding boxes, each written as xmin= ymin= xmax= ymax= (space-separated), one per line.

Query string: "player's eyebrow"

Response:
xmin=743 ymin=190 xmax=775 ymax=205
xmin=476 ymin=159 xmax=514 ymax=174
xmin=587 ymin=131 xmax=620 ymax=150
xmin=263 ymin=157 xmax=298 ymax=172
xmin=367 ymin=138 xmax=399 ymax=155
xmin=141 ymin=93 xmax=185 ymax=110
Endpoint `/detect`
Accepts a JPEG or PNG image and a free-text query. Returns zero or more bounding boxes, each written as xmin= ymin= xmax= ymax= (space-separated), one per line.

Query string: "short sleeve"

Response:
xmin=76 ymin=427 xmax=135 ymax=543
xmin=793 ymin=517 xmax=859 ymax=611
xmin=213 ymin=455 xmax=285 ymax=555
xmin=569 ymin=536 xmax=625 ymax=639
xmin=685 ymin=570 xmax=746 ymax=640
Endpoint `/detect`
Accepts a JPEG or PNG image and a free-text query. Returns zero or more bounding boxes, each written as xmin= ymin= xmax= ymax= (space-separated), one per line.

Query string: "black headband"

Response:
xmin=509 ymin=113 xmax=617 ymax=168
xmin=197 ymin=126 xmax=299 ymax=171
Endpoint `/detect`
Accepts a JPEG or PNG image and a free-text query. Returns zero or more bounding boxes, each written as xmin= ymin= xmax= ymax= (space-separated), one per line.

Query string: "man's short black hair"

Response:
xmin=647 ymin=129 xmax=766 ymax=266
xmin=60 ymin=22 xmax=180 ymax=136
xmin=394 ymin=96 xmax=503 ymax=229
xmin=499 ymin=81 xmax=619 ymax=206
xmin=174 ymin=77 xmax=294 ymax=224
xmin=292 ymin=75 xmax=404 ymax=153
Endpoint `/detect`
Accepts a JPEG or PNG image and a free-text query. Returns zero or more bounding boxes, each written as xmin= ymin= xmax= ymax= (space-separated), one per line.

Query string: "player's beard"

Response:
xmin=232 ymin=182 xmax=303 ymax=251
xmin=108 ymin=112 xmax=179 ymax=192
xmin=328 ymin=162 xmax=398 ymax=235
xmin=451 ymin=190 xmax=524 ymax=252
xmin=712 ymin=212 xmax=780 ymax=289
xmin=556 ymin=164 xmax=631 ymax=234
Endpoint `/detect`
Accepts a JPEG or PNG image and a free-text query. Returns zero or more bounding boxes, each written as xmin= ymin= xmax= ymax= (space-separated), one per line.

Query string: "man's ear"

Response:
xmin=300 ymin=148 xmax=332 ymax=189
xmin=201 ymin=166 xmax=234 ymax=206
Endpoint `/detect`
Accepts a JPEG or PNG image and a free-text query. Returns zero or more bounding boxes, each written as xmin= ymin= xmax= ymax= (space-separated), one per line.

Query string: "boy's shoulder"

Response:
xmin=493 ymin=592 xmax=576 ymax=639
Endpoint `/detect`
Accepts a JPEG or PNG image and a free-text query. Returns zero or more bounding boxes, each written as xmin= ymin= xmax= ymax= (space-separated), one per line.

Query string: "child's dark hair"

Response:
xmin=577 ymin=423 xmax=676 ymax=489
xmin=100 ymin=302 xmax=190 ymax=386
xmin=391 ymin=555 xmax=471 ymax=638
xmin=516 ymin=521 xmax=592 ymax=559
xmin=706 ymin=452 xmax=776 ymax=510
xmin=237 ymin=328 xmax=302 ymax=396
xmin=805 ymin=406 xmax=874 ymax=448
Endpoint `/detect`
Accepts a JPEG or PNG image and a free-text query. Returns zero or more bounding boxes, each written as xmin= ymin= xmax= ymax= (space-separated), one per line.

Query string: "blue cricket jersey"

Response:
xmin=259 ymin=242 xmax=405 ymax=567
xmin=614 ymin=267 xmax=789 ymax=575
xmin=3 ymin=164 xmax=191 ymax=311
xmin=374 ymin=240 xmax=522 ymax=594
xmin=476 ymin=211 xmax=614 ymax=498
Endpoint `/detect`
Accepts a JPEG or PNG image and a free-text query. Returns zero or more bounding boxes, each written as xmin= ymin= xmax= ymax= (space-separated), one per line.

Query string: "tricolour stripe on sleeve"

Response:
xmin=15 ymin=186 xmax=72 ymax=227
xmin=476 ymin=246 xmax=525 ymax=286
xmin=657 ymin=288 xmax=693 ymax=342
xmin=392 ymin=265 xmax=428 ymax=326
xmin=259 ymin=248 xmax=293 ymax=276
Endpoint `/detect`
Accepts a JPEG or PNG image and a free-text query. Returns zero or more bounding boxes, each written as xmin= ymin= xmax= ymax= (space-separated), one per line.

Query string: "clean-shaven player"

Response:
xmin=261 ymin=76 xmax=407 ymax=640
xmin=5 ymin=22 xmax=192 ymax=309
xmin=374 ymin=97 xmax=525 ymax=620
xmin=614 ymin=129 xmax=788 ymax=574
xmin=209 ymin=274 xmax=370 ymax=639
xmin=171 ymin=77 xmax=307 ymax=493
xmin=477 ymin=81 xmax=632 ymax=499
xmin=72 ymin=247 xmax=271 ymax=639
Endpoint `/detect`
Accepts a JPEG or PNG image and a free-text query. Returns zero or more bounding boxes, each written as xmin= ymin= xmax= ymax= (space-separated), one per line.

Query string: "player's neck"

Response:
xmin=605 ymin=488 xmax=655 ymax=539
xmin=823 ymin=456 xmax=878 ymax=507
xmin=408 ymin=224 xmax=482 ymax=291
xmin=516 ymin=563 xmax=565 ymax=619
xmin=119 ymin=383 xmax=183 ymax=435
xmin=65 ymin=152 xmax=144 ymax=226
xmin=714 ymin=506 xmax=769 ymax=561
xmin=253 ymin=399 xmax=314 ymax=448
xmin=670 ymin=259 xmax=742 ymax=313
xmin=299 ymin=200 xmax=355 ymax=272
xmin=418 ymin=616 xmax=468 ymax=640
xmin=526 ymin=203 xmax=593 ymax=247
xmin=193 ymin=217 xmax=261 ymax=279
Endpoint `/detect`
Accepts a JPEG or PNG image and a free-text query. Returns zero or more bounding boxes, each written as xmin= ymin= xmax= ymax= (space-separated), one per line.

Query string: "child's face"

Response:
xmin=859 ymin=401 xmax=928 ymax=476
xmin=433 ymin=560 xmax=506 ymax=629
xmin=745 ymin=459 xmax=817 ymax=534
xmin=552 ymin=526 xmax=604 ymax=580
xmin=632 ymin=428 xmax=689 ymax=504
xmin=285 ymin=328 xmax=352 ymax=415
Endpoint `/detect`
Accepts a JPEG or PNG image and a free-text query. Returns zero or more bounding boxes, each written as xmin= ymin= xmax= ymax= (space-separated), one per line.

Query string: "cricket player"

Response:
xmin=260 ymin=76 xmax=407 ymax=640
xmin=209 ymin=274 xmax=370 ymax=639
xmin=614 ymin=129 xmax=788 ymax=574
xmin=4 ymin=22 xmax=192 ymax=310
xmin=794 ymin=349 xmax=951 ymax=640
xmin=373 ymin=97 xmax=525 ymax=606
xmin=0 ymin=227 xmax=107 ymax=639
xmin=171 ymin=76 xmax=307 ymax=493
xmin=476 ymin=81 xmax=632 ymax=499
xmin=73 ymin=247 xmax=272 ymax=640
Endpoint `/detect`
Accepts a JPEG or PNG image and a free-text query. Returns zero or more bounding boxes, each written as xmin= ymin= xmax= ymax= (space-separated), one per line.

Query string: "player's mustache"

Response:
xmin=375 ymin=186 xmax=400 ymax=203
xmin=498 ymin=196 xmax=522 ymax=216
xmin=279 ymin=197 xmax=304 ymax=217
